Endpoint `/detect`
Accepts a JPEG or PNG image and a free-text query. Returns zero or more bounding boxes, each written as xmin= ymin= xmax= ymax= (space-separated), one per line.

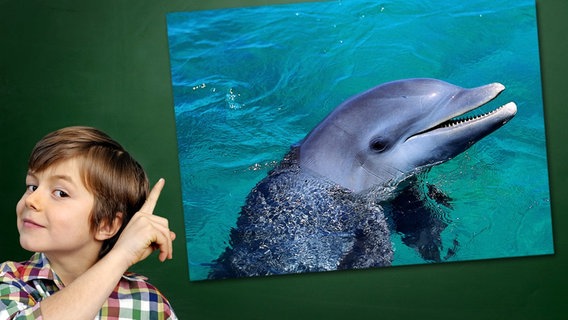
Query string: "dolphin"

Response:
xmin=209 ymin=78 xmax=517 ymax=279
xmin=299 ymin=78 xmax=517 ymax=192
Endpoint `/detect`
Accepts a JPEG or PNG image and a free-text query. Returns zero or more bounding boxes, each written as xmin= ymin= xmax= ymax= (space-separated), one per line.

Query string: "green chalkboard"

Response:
xmin=0 ymin=0 xmax=566 ymax=319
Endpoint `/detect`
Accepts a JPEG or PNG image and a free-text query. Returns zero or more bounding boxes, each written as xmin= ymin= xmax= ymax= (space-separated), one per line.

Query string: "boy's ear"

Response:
xmin=95 ymin=212 xmax=124 ymax=241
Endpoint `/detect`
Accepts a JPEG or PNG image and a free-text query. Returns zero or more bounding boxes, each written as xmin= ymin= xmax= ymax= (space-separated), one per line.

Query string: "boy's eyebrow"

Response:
xmin=26 ymin=171 xmax=77 ymax=185
xmin=49 ymin=174 xmax=78 ymax=187
xmin=25 ymin=171 xmax=37 ymax=179
xmin=51 ymin=175 xmax=75 ymax=182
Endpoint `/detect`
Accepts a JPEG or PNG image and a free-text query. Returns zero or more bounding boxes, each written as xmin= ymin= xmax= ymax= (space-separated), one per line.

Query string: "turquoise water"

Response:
xmin=167 ymin=0 xmax=552 ymax=281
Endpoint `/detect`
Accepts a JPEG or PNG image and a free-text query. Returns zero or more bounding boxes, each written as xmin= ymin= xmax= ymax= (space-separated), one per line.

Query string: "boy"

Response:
xmin=0 ymin=126 xmax=177 ymax=319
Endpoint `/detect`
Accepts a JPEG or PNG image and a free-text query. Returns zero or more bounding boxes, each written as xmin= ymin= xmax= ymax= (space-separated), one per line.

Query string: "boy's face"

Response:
xmin=16 ymin=158 xmax=101 ymax=259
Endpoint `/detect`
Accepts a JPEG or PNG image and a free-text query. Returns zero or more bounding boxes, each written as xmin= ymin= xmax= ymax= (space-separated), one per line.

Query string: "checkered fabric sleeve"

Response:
xmin=100 ymin=272 xmax=178 ymax=320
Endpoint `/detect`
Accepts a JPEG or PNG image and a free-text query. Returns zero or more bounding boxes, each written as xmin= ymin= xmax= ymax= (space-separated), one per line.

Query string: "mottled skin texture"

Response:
xmin=209 ymin=149 xmax=394 ymax=279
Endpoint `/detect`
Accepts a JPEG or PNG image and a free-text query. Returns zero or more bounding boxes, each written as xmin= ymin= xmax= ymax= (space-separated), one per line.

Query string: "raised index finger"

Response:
xmin=139 ymin=178 xmax=165 ymax=214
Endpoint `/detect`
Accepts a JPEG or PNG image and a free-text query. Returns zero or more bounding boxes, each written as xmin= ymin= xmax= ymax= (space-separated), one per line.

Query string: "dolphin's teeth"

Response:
xmin=440 ymin=103 xmax=510 ymax=130
xmin=451 ymin=103 xmax=507 ymax=125
xmin=412 ymin=103 xmax=511 ymax=139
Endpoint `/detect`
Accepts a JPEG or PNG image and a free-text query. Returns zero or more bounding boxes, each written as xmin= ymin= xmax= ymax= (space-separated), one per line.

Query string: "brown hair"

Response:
xmin=28 ymin=126 xmax=149 ymax=258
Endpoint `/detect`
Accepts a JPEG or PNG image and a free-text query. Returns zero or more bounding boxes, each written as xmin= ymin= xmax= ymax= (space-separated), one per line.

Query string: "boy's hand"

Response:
xmin=113 ymin=178 xmax=176 ymax=268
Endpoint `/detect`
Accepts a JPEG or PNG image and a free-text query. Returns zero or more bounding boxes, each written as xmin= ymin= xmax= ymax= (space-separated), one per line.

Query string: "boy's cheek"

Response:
xmin=15 ymin=202 xmax=22 ymax=223
xmin=16 ymin=196 xmax=27 ymax=218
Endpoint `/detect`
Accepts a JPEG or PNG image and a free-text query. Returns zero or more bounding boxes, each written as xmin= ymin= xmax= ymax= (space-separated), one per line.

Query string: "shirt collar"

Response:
xmin=19 ymin=252 xmax=60 ymax=284
xmin=20 ymin=252 xmax=148 ymax=284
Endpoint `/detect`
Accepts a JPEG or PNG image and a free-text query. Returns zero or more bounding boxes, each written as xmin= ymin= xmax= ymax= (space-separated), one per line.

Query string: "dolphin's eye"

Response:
xmin=370 ymin=138 xmax=388 ymax=153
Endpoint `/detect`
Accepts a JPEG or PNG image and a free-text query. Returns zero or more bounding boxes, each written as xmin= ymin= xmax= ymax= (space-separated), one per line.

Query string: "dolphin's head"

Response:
xmin=299 ymin=78 xmax=517 ymax=193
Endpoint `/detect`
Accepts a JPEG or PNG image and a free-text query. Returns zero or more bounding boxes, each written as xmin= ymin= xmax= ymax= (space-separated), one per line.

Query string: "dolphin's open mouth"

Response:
xmin=407 ymin=83 xmax=517 ymax=141
xmin=414 ymin=102 xmax=517 ymax=137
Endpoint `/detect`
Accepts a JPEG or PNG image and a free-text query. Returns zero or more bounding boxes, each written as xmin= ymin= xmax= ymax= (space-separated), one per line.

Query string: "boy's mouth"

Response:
xmin=22 ymin=218 xmax=45 ymax=228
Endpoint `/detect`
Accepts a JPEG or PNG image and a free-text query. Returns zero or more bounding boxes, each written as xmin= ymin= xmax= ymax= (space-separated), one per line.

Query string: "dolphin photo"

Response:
xmin=166 ymin=0 xmax=553 ymax=281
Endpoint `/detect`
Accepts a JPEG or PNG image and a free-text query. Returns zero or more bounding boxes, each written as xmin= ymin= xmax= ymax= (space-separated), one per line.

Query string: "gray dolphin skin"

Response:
xmin=209 ymin=78 xmax=517 ymax=279
xmin=299 ymin=78 xmax=517 ymax=193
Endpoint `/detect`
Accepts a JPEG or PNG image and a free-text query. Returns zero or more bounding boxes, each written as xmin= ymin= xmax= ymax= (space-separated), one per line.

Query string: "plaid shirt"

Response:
xmin=0 ymin=253 xmax=177 ymax=319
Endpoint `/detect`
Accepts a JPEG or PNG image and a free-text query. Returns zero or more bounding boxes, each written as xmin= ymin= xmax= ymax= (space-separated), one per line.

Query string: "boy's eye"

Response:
xmin=54 ymin=190 xmax=70 ymax=198
xmin=26 ymin=185 xmax=37 ymax=193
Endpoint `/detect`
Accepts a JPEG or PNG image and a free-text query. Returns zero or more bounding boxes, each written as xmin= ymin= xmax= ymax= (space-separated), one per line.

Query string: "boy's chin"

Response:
xmin=19 ymin=235 xmax=42 ymax=253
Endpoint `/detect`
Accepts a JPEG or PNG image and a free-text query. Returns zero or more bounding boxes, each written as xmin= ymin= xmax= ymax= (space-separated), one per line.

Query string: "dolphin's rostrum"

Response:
xmin=209 ymin=78 xmax=517 ymax=279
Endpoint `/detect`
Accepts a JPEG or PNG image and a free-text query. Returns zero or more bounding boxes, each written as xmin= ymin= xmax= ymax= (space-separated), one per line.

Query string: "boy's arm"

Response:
xmin=39 ymin=179 xmax=175 ymax=320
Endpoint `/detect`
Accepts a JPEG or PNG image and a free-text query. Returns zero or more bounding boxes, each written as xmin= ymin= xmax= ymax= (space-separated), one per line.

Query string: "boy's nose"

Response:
xmin=25 ymin=189 xmax=42 ymax=211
